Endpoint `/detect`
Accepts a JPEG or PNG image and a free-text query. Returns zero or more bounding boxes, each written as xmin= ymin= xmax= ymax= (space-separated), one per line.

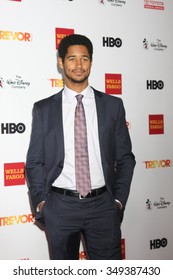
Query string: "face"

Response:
xmin=58 ymin=45 xmax=92 ymax=87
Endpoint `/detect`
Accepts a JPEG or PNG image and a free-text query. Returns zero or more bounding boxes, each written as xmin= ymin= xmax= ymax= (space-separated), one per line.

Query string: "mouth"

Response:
xmin=73 ymin=70 xmax=85 ymax=76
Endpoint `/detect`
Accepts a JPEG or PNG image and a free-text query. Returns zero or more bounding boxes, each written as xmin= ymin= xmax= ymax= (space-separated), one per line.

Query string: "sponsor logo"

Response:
xmin=0 ymin=214 xmax=34 ymax=226
xmin=121 ymin=238 xmax=126 ymax=259
xmin=79 ymin=251 xmax=87 ymax=260
xmin=146 ymin=199 xmax=152 ymax=210
xmin=55 ymin=27 xmax=74 ymax=50
xmin=49 ymin=78 xmax=64 ymax=88
xmin=150 ymin=238 xmax=167 ymax=250
xmin=4 ymin=162 xmax=25 ymax=186
xmin=102 ymin=37 xmax=122 ymax=48
xmin=149 ymin=114 xmax=164 ymax=134
xmin=1 ymin=123 xmax=26 ymax=134
xmin=143 ymin=38 xmax=149 ymax=49
xmin=0 ymin=30 xmax=32 ymax=41
xmin=146 ymin=197 xmax=171 ymax=210
xmin=0 ymin=77 xmax=4 ymax=88
xmin=143 ymin=159 xmax=171 ymax=169
xmin=105 ymin=73 xmax=122 ymax=95
xmin=0 ymin=75 xmax=30 ymax=89
xmin=143 ymin=38 xmax=167 ymax=51
xmin=79 ymin=239 xmax=125 ymax=259
xmin=146 ymin=80 xmax=164 ymax=90
xmin=144 ymin=0 xmax=164 ymax=10
xmin=99 ymin=0 xmax=126 ymax=7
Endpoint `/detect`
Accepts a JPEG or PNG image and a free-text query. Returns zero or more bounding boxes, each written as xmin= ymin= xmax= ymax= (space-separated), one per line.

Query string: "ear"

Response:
xmin=58 ymin=57 xmax=64 ymax=70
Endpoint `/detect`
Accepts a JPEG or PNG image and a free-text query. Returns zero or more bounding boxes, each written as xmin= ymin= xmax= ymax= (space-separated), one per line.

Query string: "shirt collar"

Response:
xmin=63 ymin=85 xmax=94 ymax=102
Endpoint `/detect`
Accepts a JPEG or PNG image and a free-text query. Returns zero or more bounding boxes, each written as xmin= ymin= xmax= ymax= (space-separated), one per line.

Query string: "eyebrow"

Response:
xmin=66 ymin=55 xmax=90 ymax=59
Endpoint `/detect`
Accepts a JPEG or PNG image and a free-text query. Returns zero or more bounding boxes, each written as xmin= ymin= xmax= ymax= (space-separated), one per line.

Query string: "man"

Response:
xmin=25 ymin=34 xmax=136 ymax=260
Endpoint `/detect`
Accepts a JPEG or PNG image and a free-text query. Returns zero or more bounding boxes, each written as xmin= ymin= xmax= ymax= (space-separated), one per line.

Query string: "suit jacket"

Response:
xmin=25 ymin=88 xmax=136 ymax=223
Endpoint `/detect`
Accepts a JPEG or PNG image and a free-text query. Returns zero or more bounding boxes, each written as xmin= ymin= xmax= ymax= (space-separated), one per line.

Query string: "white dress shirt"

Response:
xmin=52 ymin=85 xmax=105 ymax=190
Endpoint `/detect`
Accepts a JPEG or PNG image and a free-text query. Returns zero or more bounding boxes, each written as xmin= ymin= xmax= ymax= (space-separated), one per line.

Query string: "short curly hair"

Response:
xmin=58 ymin=34 xmax=93 ymax=62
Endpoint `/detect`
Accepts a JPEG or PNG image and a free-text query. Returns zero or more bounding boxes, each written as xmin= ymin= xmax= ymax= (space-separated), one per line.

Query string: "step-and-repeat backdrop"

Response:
xmin=0 ymin=0 xmax=172 ymax=260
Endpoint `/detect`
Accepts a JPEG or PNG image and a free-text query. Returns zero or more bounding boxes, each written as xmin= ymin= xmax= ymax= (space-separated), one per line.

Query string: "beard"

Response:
xmin=64 ymin=70 xmax=90 ymax=84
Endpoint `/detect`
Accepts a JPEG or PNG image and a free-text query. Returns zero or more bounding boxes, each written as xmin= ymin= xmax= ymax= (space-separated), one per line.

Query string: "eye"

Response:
xmin=82 ymin=57 xmax=89 ymax=62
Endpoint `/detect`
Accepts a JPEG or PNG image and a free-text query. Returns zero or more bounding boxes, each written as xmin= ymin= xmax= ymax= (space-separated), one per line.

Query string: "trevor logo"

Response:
xmin=0 ymin=30 xmax=31 ymax=41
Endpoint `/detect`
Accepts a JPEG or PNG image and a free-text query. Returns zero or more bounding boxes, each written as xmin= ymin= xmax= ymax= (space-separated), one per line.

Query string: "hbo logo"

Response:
xmin=150 ymin=238 xmax=167 ymax=250
xmin=147 ymin=80 xmax=164 ymax=90
xmin=103 ymin=37 xmax=122 ymax=48
xmin=1 ymin=123 xmax=26 ymax=134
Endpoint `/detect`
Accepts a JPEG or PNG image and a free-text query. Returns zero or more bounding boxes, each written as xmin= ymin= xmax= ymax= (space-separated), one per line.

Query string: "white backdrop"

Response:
xmin=0 ymin=0 xmax=173 ymax=260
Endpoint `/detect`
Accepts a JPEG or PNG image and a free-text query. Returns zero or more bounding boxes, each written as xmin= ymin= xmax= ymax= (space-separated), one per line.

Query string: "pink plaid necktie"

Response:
xmin=74 ymin=94 xmax=91 ymax=197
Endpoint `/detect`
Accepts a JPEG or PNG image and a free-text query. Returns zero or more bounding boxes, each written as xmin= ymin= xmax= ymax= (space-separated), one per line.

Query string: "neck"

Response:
xmin=65 ymin=80 xmax=89 ymax=93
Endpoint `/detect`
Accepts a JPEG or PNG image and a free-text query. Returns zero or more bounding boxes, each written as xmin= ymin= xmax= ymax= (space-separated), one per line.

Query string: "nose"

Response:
xmin=75 ymin=59 xmax=82 ymax=69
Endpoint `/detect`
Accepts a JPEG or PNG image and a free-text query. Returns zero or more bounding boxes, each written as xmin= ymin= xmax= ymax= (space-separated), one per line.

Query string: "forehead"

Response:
xmin=66 ymin=45 xmax=90 ymax=56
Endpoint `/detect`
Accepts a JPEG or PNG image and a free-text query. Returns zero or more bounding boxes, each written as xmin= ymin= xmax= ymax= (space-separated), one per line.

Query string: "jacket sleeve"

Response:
xmin=114 ymin=99 xmax=136 ymax=209
xmin=25 ymin=103 xmax=47 ymax=221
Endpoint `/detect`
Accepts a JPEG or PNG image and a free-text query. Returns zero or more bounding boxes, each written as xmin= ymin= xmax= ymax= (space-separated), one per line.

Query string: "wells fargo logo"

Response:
xmin=143 ymin=159 xmax=172 ymax=169
xmin=49 ymin=78 xmax=64 ymax=88
xmin=149 ymin=114 xmax=164 ymax=134
xmin=0 ymin=214 xmax=34 ymax=227
xmin=105 ymin=73 xmax=122 ymax=95
xmin=55 ymin=27 xmax=74 ymax=50
xmin=0 ymin=30 xmax=32 ymax=41
xmin=4 ymin=162 xmax=25 ymax=186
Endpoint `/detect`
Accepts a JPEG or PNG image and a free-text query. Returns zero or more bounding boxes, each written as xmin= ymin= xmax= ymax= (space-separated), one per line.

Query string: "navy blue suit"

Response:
xmin=25 ymin=88 xmax=135 ymax=259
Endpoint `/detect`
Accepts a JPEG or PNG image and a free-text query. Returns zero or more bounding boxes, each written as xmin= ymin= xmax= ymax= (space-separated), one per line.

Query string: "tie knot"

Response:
xmin=76 ymin=94 xmax=83 ymax=103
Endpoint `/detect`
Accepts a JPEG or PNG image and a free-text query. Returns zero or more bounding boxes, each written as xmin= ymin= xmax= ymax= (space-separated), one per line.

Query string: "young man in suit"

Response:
xmin=25 ymin=34 xmax=136 ymax=260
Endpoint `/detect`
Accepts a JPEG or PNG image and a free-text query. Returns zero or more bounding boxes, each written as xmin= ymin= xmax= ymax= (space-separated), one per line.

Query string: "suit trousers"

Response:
xmin=42 ymin=189 xmax=122 ymax=260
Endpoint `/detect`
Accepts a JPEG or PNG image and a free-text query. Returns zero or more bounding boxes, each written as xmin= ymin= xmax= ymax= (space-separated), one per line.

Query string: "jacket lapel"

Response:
xmin=94 ymin=89 xmax=106 ymax=163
